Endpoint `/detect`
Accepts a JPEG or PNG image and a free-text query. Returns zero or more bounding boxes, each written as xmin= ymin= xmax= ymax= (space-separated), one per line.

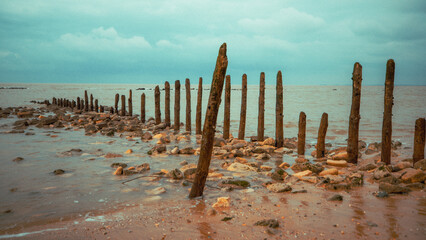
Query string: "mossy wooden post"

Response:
xmin=115 ymin=94 xmax=119 ymax=114
xmin=174 ymin=80 xmax=181 ymax=131
xmin=141 ymin=93 xmax=146 ymax=123
xmin=297 ymin=111 xmax=306 ymax=155
xmin=94 ymin=99 xmax=99 ymax=112
xmin=121 ymin=95 xmax=126 ymax=116
xmin=189 ymin=43 xmax=228 ymax=199
xmin=196 ymin=77 xmax=203 ymax=135
xmin=238 ymin=74 xmax=247 ymax=140
xmin=165 ymin=81 xmax=171 ymax=127
xmin=223 ymin=75 xmax=231 ymax=139
xmin=155 ymin=85 xmax=161 ymax=125
xmin=413 ymin=118 xmax=425 ymax=163
xmin=257 ymin=72 xmax=265 ymax=141
xmin=275 ymin=71 xmax=284 ymax=148
xmin=128 ymin=90 xmax=133 ymax=116
xmin=77 ymin=97 xmax=80 ymax=110
xmin=317 ymin=113 xmax=328 ymax=158
xmin=347 ymin=62 xmax=363 ymax=164
xmin=381 ymin=59 xmax=395 ymax=165
xmin=84 ymin=91 xmax=89 ymax=112
xmin=90 ymin=94 xmax=94 ymax=111
xmin=185 ymin=78 xmax=191 ymax=133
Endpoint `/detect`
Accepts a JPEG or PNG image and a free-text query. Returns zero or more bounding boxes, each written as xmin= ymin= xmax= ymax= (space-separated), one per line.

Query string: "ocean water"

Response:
xmin=0 ymin=82 xmax=425 ymax=232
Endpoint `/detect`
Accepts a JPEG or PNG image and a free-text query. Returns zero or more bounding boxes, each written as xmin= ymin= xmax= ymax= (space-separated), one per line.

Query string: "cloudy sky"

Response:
xmin=0 ymin=0 xmax=425 ymax=85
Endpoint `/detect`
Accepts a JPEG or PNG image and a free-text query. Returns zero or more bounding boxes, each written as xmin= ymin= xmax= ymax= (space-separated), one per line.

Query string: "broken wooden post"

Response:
xmin=238 ymin=74 xmax=247 ymax=140
xmin=189 ymin=43 xmax=228 ymax=199
xmin=90 ymin=94 xmax=94 ymax=111
xmin=223 ymin=75 xmax=231 ymax=139
xmin=80 ymin=100 xmax=84 ymax=111
xmin=381 ymin=59 xmax=395 ymax=165
xmin=174 ymin=80 xmax=181 ymax=131
xmin=84 ymin=91 xmax=89 ymax=112
xmin=196 ymin=77 xmax=203 ymax=135
xmin=100 ymin=105 xmax=104 ymax=113
xmin=317 ymin=113 xmax=329 ymax=158
xmin=347 ymin=62 xmax=363 ymax=164
xmin=72 ymin=100 xmax=76 ymax=109
xmin=413 ymin=118 xmax=425 ymax=163
xmin=297 ymin=111 xmax=306 ymax=155
xmin=186 ymin=78 xmax=191 ymax=133
xmin=115 ymin=93 xmax=119 ymax=114
xmin=141 ymin=93 xmax=146 ymax=123
xmin=128 ymin=90 xmax=133 ymax=116
xmin=121 ymin=95 xmax=126 ymax=116
xmin=257 ymin=72 xmax=265 ymax=141
xmin=95 ymin=99 xmax=99 ymax=113
xmin=77 ymin=97 xmax=80 ymax=110
xmin=276 ymin=71 xmax=284 ymax=148
xmin=165 ymin=81 xmax=171 ymax=127
xmin=155 ymin=85 xmax=161 ymax=125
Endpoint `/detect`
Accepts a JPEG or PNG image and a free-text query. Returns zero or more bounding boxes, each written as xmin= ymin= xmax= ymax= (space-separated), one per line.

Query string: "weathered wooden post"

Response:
xmin=381 ymin=59 xmax=395 ymax=165
xmin=238 ymin=74 xmax=247 ymax=140
xmin=121 ymin=95 xmax=126 ymax=116
xmin=165 ymin=81 xmax=171 ymax=127
xmin=84 ymin=91 xmax=89 ymax=111
xmin=297 ymin=111 xmax=306 ymax=155
xmin=90 ymin=94 xmax=94 ymax=111
xmin=186 ymin=78 xmax=191 ymax=133
xmin=317 ymin=113 xmax=329 ymax=158
xmin=72 ymin=100 xmax=76 ymax=109
xmin=95 ymin=99 xmax=99 ymax=113
xmin=155 ymin=85 xmax=161 ymax=125
xmin=80 ymin=100 xmax=84 ymax=111
xmin=174 ymin=80 xmax=181 ymax=131
xmin=128 ymin=90 xmax=133 ymax=116
xmin=77 ymin=97 xmax=80 ymax=110
xmin=189 ymin=43 xmax=228 ymax=199
xmin=413 ymin=118 xmax=425 ymax=163
xmin=115 ymin=94 xmax=119 ymax=114
xmin=223 ymin=75 xmax=231 ymax=139
xmin=196 ymin=77 xmax=203 ymax=135
xmin=257 ymin=72 xmax=265 ymax=141
xmin=276 ymin=71 xmax=284 ymax=148
xmin=347 ymin=62 xmax=363 ymax=164
xmin=141 ymin=93 xmax=146 ymax=123
xmin=100 ymin=105 xmax=104 ymax=113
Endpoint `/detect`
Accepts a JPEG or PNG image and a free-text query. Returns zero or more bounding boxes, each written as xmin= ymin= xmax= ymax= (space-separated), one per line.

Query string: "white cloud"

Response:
xmin=155 ymin=40 xmax=182 ymax=49
xmin=0 ymin=50 xmax=19 ymax=59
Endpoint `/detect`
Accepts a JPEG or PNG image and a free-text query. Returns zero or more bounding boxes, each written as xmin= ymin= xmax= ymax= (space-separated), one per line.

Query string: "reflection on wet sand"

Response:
xmin=385 ymin=197 xmax=399 ymax=239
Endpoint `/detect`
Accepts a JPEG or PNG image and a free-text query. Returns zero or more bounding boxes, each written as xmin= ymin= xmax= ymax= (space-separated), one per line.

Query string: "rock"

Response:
xmin=326 ymin=175 xmax=345 ymax=184
xmin=141 ymin=132 xmax=152 ymax=140
xmin=359 ymin=163 xmax=377 ymax=171
xmin=301 ymin=176 xmax=319 ymax=184
xmin=114 ymin=167 xmax=123 ymax=175
xmin=166 ymin=169 xmax=183 ymax=179
xmin=374 ymin=191 xmax=389 ymax=198
xmin=235 ymin=157 xmax=248 ymax=164
xmin=146 ymin=187 xmax=166 ymax=195
xmin=271 ymin=169 xmax=288 ymax=181
xmin=219 ymin=180 xmax=251 ymax=189
xmin=125 ymin=149 xmax=133 ymax=154
xmin=263 ymin=138 xmax=275 ymax=146
xmin=53 ymin=169 xmax=65 ymax=175
xmin=326 ymin=160 xmax=348 ymax=167
xmin=405 ymin=182 xmax=424 ymax=190
xmin=293 ymin=170 xmax=312 ymax=178
xmin=105 ymin=153 xmax=123 ymax=158
xmin=12 ymin=157 xmax=24 ymax=162
xmin=17 ymin=111 xmax=33 ymax=118
xmin=254 ymin=219 xmax=279 ymax=228
xmin=319 ymin=168 xmax=338 ymax=176
xmin=207 ymin=209 xmax=217 ymax=216
xmin=153 ymin=133 xmax=163 ymax=139
xmin=260 ymin=165 xmax=273 ymax=171
xmin=332 ymin=151 xmax=348 ymax=160
xmin=328 ymin=194 xmax=343 ymax=201
xmin=295 ymin=157 xmax=308 ymax=163
xmin=227 ymin=163 xmax=258 ymax=172
xmin=148 ymin=145 xmax=167 ymax=155
xmin=181 ymin=165 xmax=197 ymax=178
xmin=279 ymin=162 xmax=290 ymax=169
xmin=378 ymin=175 xmax=400 ymax=184
xmin=274 ymin=147 xmax=293 ymax=154
xmin=171 ymin=147 xmax=180 ymax=155
xmin=135 ymin=163 xmax=150 ymax=172
xmin=266 ymin=183 xmax=292 ymax=193
xmin=179 ymin=146 xmax=195 ymax=155
xmin=208 ymin=172 xmax=224 ymax=178
xmin=393 ymin=162 xmax=412 ymax=171
xmin=252 ymin=147 xmax=267 ymax=154
xmin=179 ymin=160 xmax=188 ymax=166
xmin=400 ymin=168 xmax=426 ymax=183
xmin=291 ymin=189 xmax=308 ymax=194
xmin=348 ymin=172 xmax=364 ymax=186
xmin=379 ymin=183 xmax=410 ymax=194
xmin=212 ymin=197 xmax=230 ymax=208
xmin=364 ymin=149 xmax=378 ymax=155
xmin=256 ymin=153 xmax=271 ymax=160
xmin=414 ymin=159 xmax=426 ymax=170
xmin=373 ymin=166 xmax=391 ymax=180
xmin=214 ymin=137 xmax=226 ymax=147
xmin=111 ymin=162 xmax=128 ymax=168
xmin=40 ymin=116 xmax=57 ymax=125
xmin=180 ymin=163 xmax=197 ymax=172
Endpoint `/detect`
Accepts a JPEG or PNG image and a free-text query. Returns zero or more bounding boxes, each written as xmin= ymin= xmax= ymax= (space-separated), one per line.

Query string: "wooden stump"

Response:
xmin=317 ymin=113 xmax=328 ymax=158
xmin=174 ymin=80 xmax=181 ymax=131
xmin=155 ymin=85 xmax=161 ymax=125
xmin=223 ymin=75 xmax=231 ymax=139
xmin=95 ymin=99 xmax=99 ymax=113
xmin=257 ymin=72 xmax=265 ymax=141
xmin=381 ymin=59 xmax=395 ymax=165
xmin=141 ymin=93 xmax=146 ymax=123
xmin=77 ymin=97 xmax=80 ymax=110
xmin=238 ymin=74 xmax=247 ymax=140
xmin=128 ymin=90 xmax=133 ymax=116
xmin=121 ymin=95 xmax=126 ymax=116
xmin=165 ymin=81 xmax=171 ymax=127
xmin=186 ymin=78 xmax=191 ymax=133
xmin=80 ymin=100 xmax=84 ymax=111
xmin=189 ymin=43 xmax=228 ymax=199
xmin=196 ymin=77 xmax=203 ymax=135
xmin=413 ymin=118 xmax=425 ymax=163
xmin=275 ymin=71 xmax=284 ymax=148
xmin=347 ymin=62 xmax=363 ymax=164
xmin=100 ymin=105 xmax=104 ymax=113
xmin=84 ymin=91 xmax=89 ymax=112
xmin=297 ymin=111 xmax=306 ymax=155
xmin=115 ymin=93 xmax=119 ymax=114
xmin=90 ymin=94 xmax=94 ymax=111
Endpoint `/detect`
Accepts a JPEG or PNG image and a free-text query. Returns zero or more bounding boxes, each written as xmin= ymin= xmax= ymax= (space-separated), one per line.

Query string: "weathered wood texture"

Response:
xmin=347 ymin=62 xmax=363 ymax=164
xmin=317 ymin=113 xmax=329 ymax=158
xmin=95 ymin=99 xmax=98 ymax=113
xmin=196 ymin=77 xmax=203 ymax=135
xmin=155 ymin=85 xmax=161 ymax=125
xmin=257 ymin=72 xmax=265 ymax=141
xmin=84 ymin=91 xmax=89 ymax=112
xmin=413 ymin=118 xmax=425 ymax=163
xmin=115 ymin=94 xmax=119 ymax=113
xmin=297 ymin=111 xmax=306 ymax=155
xmin=77 ymin=97 xmax=80 ymax=110
xmin=174 ymin=80 xmax=181 ymax=131
xmin=121 ymin=95 xmax=126 ymax=116
xmin=238 ymin=74 xmax=247 ymax=140
xmin=128 ymin=90 xmax=133 ymax=116
xmin=381 ymin=59 xmax=395 ymax=165
xmin=223 ymin=75 xmax=231 ymax=139
xmin=141 ymin=93 xmax=146 ymax=123
xmin=186 ymin=78 xmax=191 ymax=133
xmin=90 ymin=94 xmax=94 ymax=111
xmin=275 ymin=71 xmax=284 ymax=148
xmin=165 ymin=81 xmax=171 ymax=127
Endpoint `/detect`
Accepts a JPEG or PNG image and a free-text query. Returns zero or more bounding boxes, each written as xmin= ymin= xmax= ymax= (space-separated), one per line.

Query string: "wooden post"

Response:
xmin=100 ymin=105 xmax=104 ymax=113
xmin=115 ymin=94 xmax=119 ymax=114
xmin=80 ymin=100 xmax=84 ymax=111
xmin=381 ymin=59 xmax=395 ymax=165
xmin=141 ymin=93 xmax=146 ymax=123
xmin=317 ymin=113 xmax=328 ymax=158
xmin=128 ymin=90 xmax=133 ymax=116
xmin=413 ymin=118 xmax=425 ymax=163
xmin=297 ymin=112 xmax=306 ymax=155
xmin=90 ymin=94 xmax=94 ymax=111
xmin=238 ymin=74 xmax=247 ymax=140
xmin=121 ymin=95 xmax=126 ymax=116
xmin=196 ymin=77 xmax=203 ymax=135
xmin=72 ymin=100 xmax=76 ymax=109
xmin=77 ymin=97 xmax=80 ymax=110
xmin=257 ymin=72 xmax=265 ymax=141
xmin=95 ymin=99 xmax=99 ymax=113
xmin=276 ymin=71 xmax=284 ymax=148
xmin=347 ymin=62 xmax=363 ymax=164
xmin=174 ymin=80 xmax=181 ymax=131
xmin=155 ymin=85 xmax=161 ymax=125
xmin=223 ymin=75 xmax=231 ymax=139
xmin=165 ymin=81 xmax=171 ymax=127
xmin=84 ymin=91 xmax=89 ymax=112
xmin=189 ymin=43 xmax=228 ymax=199
xmin=186 ymin=78 xmax=191 ymax=133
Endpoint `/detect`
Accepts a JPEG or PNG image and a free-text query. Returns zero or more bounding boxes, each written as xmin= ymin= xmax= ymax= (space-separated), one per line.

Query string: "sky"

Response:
xmin=0 ymin=0 xmax=425 ymax=85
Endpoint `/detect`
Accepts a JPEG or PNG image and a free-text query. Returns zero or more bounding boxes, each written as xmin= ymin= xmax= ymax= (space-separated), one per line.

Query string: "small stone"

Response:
xmin=12 ymin=157 xmax=24 ymax=162
xmin=256 ymin=153 xmax=271 ymax=160
xmin=260 ymin=165 xmax=273 ymax=171
xmin=279 ymin=162 xmax=290 ymax=169
xmin=319 ymin=168 xmax=338 ymax=176
xmin=125 ymin=149 xmax=133 ymax=154
xmin=207 ymin=209 xmax=217 ymax=216
xmin=111 ymin=163 xmax=128 ymax=168
xmin=263 ymin=138 xmax=275 ymax=146
xmin=53 ymin=169 xmax=65 ymax=175
xmin=374 ymin=191 xmax=389 ymax=198
xmin=145 ymin=187 xmax=166 ymax=195
xmin=295 ymin=157 xmax=308 ymax=163
xmin=227 ymin=163 xmax=258 ymax=172
xmin=166 ymin=169 xmax=183 ymax=179
xmin=114 ymin=167 xmax=123 ymax=175
xmin=379 ymin=183 xmax=410 ymax=194
xmin=179 ymin=160 xmax=188 ymax=166
xmin=293 ymin=170 xmax=312 ymax=178
xmin=212 ymin=197 xmax=231 ymax=208
xmin=291 ymin=189 xmax=307 ymax=194
xmin=266 ymin=183 xmax=292 ymax=193
xmin=105 ymin=153 xmax=123 ymax=158
xmin=171 ymin=147 xmax=180 ymax=155
xmin=326 ymin=160 xmax=348 ymax=167
xmin=328 ymin=194 xmax=343 ymax=201
xmin=235 ymin=157 xmax=248 ymax=164
xmin=332 ymin=151 xmax=348 ymax=160
xmin=373 ymin=166 xmax=391 ymax=180
xmin=254 ymin=219 xmax=279 ymax=228
xmin=359 ymin=163 xmax=377 ymax=171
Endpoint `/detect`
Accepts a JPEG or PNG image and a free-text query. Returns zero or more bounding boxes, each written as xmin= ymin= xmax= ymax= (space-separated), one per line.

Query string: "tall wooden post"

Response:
xmin=121 ymin=95 xmax=126 ymax=116
xmin=115 ymin=94 xmax=119 ymax=114
xmin=128 ymin=90 xmax=133 ymax=116
xmin=189 ymin=43 xmax=228 ymax=199
xmin=77 ymin=97 xmax=80 ymax=110
xmin=90 ymin=94 xmax=94 ymax=111
xmin=84 ymin=91 xmax=89 ymax=112
xmin=80 ymin=100 xmax=84 ymax=111
xmin=381 ymin=59 xmax=395 ymax=165
xmin=257 ymin=72 xmax=265 ymax=141
xmin=297 ymin=112 xmax=306 ymax=155
xmin=165 ymin=81 xmax=171 ymax=127
xmin=276 ymin=71 xmax=284 ymax=148
xmin=95 ymin=99 xmax=99 ymax=113
xmin=155 ymin=85 xmax=161 ymax=125
xmin=317 ymin=113 xmax=328 ymax=158
xmin=223 ymin=75 xmax=231 ymax=139
xmin=141 ymin=93 xmax=146 ymax=123
xmin=347 ymin=62 xmax=363 ymax=164
xmin=186 ymin=78 xmax=191 ymax=133
xmin=238 ymin=74 xmax=247 ymax=140
xmin=196 ymin=77 xmax=203 ymax=135
xmin=413 ymin=118 xmax=425 ymax=163
xmin=100 ymin=105 xmax=104 ymax=113
xmin=174 ymin=80 xmax=181 ymax=131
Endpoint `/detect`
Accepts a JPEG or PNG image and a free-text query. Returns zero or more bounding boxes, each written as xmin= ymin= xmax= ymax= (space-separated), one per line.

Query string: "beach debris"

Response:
xmin=328 ymin=194 xmax=343 ymax=201
xmin=212 ymin=197 xmax=231 ymax=208
xmin=266 ymin=183 xmax=292 ymax=193
xmin=316 ymin=113 xmax=328 ymax=158
xmin=381 ymin=59 xmax=395 ymax=165
xmin=257 ymin=72 xmax=265 ymax=142
xmin=146 ymin=187 xmax=166 ymax=195
xmin=53 ymin=169 xmax=65 ymax=175
xmin=12 ymin=157 xmax=24 ymax=162
xmin=254 ymin=219 xmax=279 ymax=228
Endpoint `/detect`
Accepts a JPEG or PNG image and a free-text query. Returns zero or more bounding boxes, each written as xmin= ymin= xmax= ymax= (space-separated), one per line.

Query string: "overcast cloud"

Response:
xmin=0 ymin=0 xmax=425 ymax=85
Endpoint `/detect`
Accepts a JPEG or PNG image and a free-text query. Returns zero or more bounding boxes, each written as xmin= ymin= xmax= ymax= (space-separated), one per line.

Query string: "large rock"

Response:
xmin=266 ymin=183 xmax=292 ymax=193
xmin=359 ymin=163 xmax=377 ymax=171
xmin=262 ymin=138 xmax=275 ymax=146
xmin=332 ymin=151 xmax=348 ymax=160
xmin=319 ymin=168 xmax=338 ymax=176
xmin=379 ymin=183 xmax=410 ymax=194
xmin=400 ymin=168 xmax=426 ymax=183
xmin=326 ymin=160 xmax=348 ymax=167
xmin=414 ymin=159 xmax=426 ymax=170
xmin=227 ymin=163 xmax=258 ymax=172
xmin=393 ymin=162 xmax=412 ymax=171
xmin=373 ymin=166 xmax=391 ymax=180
